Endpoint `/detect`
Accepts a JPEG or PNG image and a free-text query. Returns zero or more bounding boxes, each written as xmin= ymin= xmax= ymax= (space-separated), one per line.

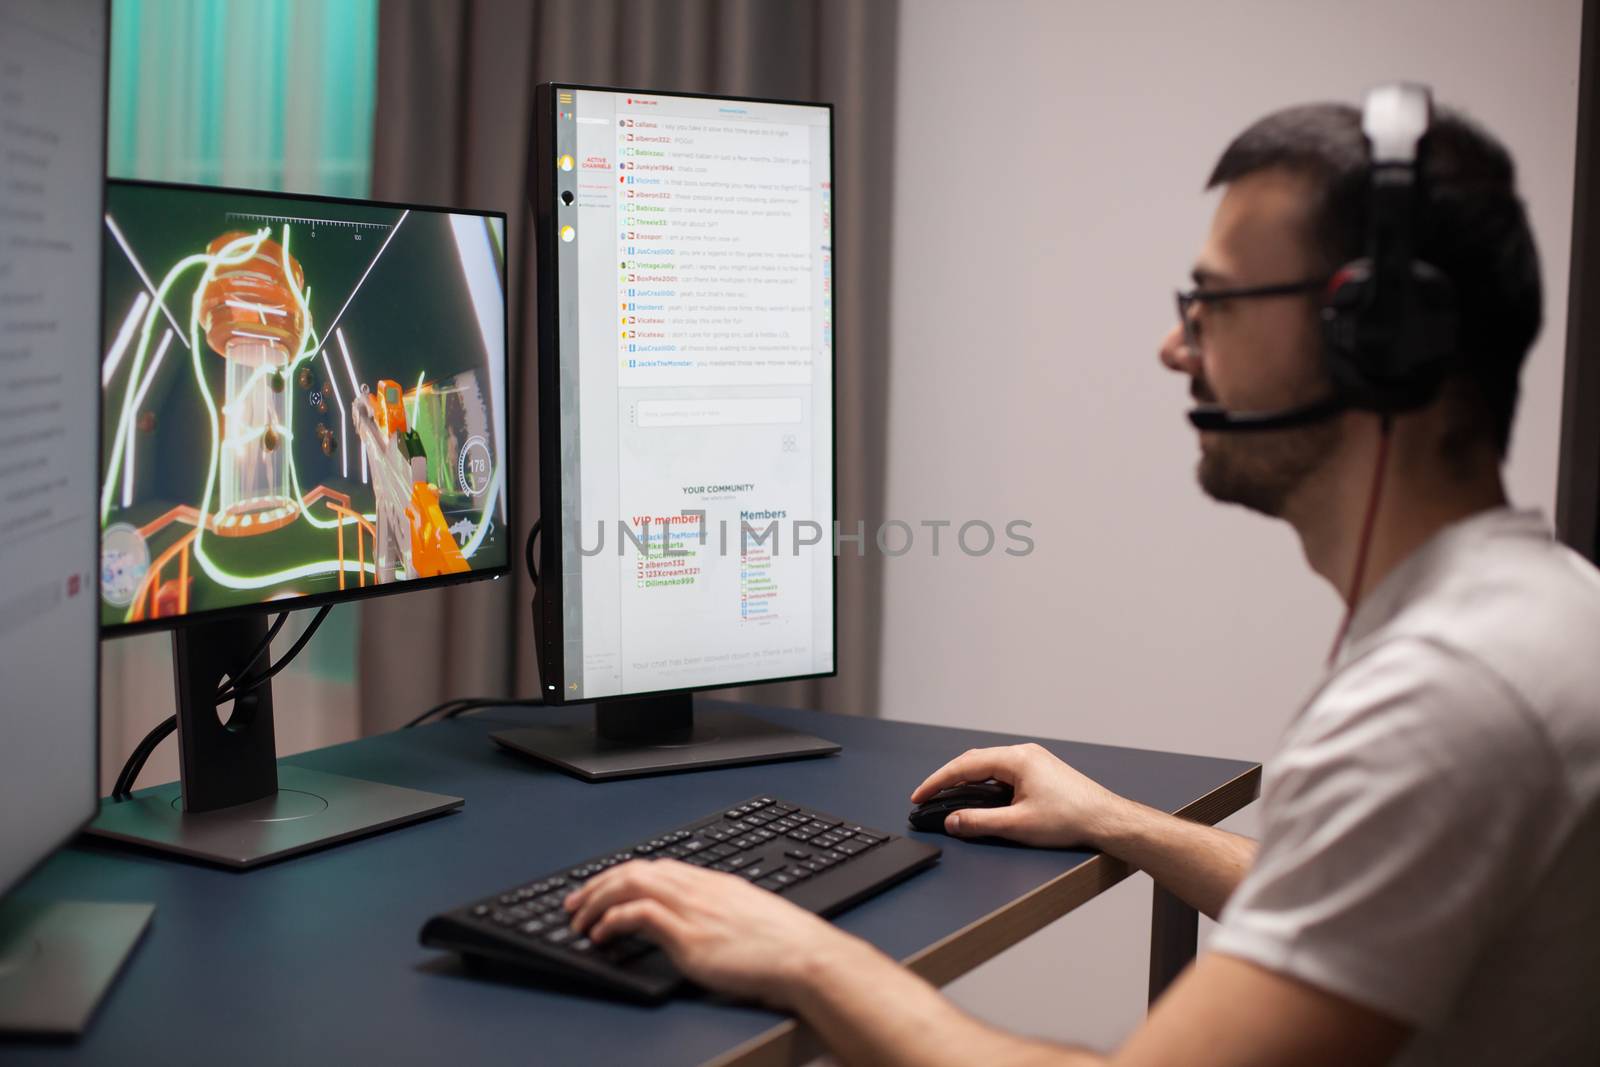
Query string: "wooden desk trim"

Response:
xmin=706 ymin=763 xmax=1262 ymax=1067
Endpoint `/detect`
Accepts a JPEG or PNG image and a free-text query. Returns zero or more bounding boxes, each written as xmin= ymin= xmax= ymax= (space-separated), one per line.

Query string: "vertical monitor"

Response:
xmin=98 ymin=183 xmax=510 ymax=630
xmin=0 ymin=0 xmax=106 ymax=897
xmin=540 ymin=86 xmax=836 ymax=702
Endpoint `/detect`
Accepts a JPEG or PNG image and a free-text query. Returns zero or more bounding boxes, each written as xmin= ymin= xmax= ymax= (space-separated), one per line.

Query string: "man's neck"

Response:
xmin=1287 ymin=424 xmax=1509 ymax=607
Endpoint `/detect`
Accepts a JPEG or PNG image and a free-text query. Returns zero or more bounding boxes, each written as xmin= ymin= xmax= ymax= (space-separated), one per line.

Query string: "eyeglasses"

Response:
xmin=1175 ymin=277 xmax=1330 ymax=353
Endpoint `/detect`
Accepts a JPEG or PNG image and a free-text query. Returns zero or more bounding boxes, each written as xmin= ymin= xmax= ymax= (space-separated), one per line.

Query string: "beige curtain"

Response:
xmin=359 ymin=0 xmax=900 ymax=732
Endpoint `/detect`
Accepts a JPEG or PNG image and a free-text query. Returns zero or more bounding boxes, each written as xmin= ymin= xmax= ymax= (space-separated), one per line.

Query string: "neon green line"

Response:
xmin=409 ymin=370 xmax=425 ymax=427
xmin=100 ymin=230 xmax=269 ymax=521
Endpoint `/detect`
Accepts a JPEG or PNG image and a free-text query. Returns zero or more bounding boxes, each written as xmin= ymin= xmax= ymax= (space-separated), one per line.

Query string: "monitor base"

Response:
xmin=0 ymin=899 xmax=153 ymax=1036
xmin=84 ymin=764 xmax=461 ymax=869
xmin=490 ymin=704 xmax=841 ymax=781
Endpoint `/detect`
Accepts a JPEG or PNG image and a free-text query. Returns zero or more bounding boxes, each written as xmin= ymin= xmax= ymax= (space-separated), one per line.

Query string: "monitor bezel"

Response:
xmin=98 ymin=177 xmax=514 ymax=639
xmin=533 ymin=81 xmax=840 ymax=706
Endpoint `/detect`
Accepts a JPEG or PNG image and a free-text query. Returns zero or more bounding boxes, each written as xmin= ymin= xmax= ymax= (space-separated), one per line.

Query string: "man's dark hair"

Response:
xmin=1207 ymin=102 xmax=1542 ymax=460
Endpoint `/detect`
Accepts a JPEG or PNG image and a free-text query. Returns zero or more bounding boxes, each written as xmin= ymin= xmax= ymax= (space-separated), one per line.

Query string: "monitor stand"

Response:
xmin=86 ymin=615 xmax=462 ymax=868
xmin=489 ymin=695 xmax=841 ymax=781
xmin=0 ymin=898 xmax=152 ymax=1036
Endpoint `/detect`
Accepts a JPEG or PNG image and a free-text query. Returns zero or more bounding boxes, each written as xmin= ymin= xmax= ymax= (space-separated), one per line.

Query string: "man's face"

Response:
xmin=1159 ymin=168 xmax=1340 ymax=517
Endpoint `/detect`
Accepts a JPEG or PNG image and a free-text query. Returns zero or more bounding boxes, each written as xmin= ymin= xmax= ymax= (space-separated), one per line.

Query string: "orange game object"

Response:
xmin=198 ymin=233 xmax=306 ymax=358
xmin=407 ymin=482 xmax=469 ymax=577
xmin=368 ymin=379 xmax=408 ymax=438
xmin=199 ymin=232 xmax=309 ymax=530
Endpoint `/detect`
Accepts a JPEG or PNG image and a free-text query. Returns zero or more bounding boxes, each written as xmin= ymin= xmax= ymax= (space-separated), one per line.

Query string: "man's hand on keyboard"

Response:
xmin=910 ymin=742 xmax=1130 ymax=848
xmin=564 ymin=857 xmax=864 ymax=1008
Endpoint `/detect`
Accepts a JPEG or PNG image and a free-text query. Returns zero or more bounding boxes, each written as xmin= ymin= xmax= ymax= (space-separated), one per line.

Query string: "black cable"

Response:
xmin=218 ymin=605 xmax=331 ymax=702
xmin=403 ymin=523 xmax=544 ymax=733
xmin=401 ymin=695 xmax=543 ymax=730
xmin=523 ymin=517 xmax=540 ymax=586
xmin=221 ymin=611 xmax=289 ymax=698
xmin=112 ymin=715 xmax=175 ymax=800
xmin=111 ymin=605 xmax=332 ymax=801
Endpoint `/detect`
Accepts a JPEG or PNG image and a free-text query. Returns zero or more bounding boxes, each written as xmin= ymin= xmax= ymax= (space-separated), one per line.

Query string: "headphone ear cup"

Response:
xmin=1320 ymin=258 xmax=1459 ymax=412
xmin=1320 ymin=259 xmax=1376 ymax=400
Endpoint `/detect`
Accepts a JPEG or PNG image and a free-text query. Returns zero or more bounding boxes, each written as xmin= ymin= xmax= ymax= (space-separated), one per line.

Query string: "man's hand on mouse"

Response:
xmin=563 ymin=857 xmax=871 ymax=1009
xmin=910 ymin=743 xmax=1133 ymax=847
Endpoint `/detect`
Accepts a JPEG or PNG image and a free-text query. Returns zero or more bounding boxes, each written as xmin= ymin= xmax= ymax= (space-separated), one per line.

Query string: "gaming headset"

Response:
xmin=1188 ymin=82 xmax=1461 ymax=432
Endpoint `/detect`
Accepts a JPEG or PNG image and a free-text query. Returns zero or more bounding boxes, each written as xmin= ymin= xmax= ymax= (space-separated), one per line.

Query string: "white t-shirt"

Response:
xmin=1211 ymin=508 xmax=1600 ymax=1066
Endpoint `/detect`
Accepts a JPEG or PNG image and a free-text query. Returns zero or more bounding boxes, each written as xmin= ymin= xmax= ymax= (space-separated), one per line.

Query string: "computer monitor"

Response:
xmin=87 ymin=179 xmax=512 ymax=865
xmin=491 ymin=84 xmax=841 ymax=779
xmin=0 ymin=0 xmax=153 ymax=1035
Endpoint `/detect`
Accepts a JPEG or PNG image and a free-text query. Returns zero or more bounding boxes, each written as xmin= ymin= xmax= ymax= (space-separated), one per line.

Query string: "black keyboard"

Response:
xmin=420 ymin=795 xmax=941 ymax=1000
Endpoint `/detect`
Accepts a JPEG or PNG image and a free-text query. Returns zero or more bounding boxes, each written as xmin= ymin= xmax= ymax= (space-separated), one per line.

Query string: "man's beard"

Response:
xmin=1192 ymin=375 xmax=1341 ymax=517
xmin=1196 ymin=423 xmax=1339 ymax=517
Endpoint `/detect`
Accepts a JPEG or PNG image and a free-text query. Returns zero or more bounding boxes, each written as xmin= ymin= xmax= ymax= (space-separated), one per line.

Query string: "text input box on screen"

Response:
xmin=636 ymin=397 xmax=802 ymax=428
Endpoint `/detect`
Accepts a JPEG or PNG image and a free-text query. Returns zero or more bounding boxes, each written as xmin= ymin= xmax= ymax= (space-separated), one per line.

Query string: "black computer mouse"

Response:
xmin=907 ymin=780 xmax=1015 ymax=834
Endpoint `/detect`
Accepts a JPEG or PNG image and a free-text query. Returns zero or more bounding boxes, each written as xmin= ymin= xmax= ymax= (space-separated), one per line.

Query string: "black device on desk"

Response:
xmin=421 ymin=795 xmax=940 ymax=1000
xmin=908 ymin=780 xmax=1016 ymax=833
xmin=498 ymin=83 xmax=842 ymax=780
xmin=89 ymin=176 xmax=514 ymax=866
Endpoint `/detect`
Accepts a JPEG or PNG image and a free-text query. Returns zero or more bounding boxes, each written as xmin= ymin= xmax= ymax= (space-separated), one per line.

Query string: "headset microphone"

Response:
xmin=1187 ymin=394 xmax=1346 ymax=432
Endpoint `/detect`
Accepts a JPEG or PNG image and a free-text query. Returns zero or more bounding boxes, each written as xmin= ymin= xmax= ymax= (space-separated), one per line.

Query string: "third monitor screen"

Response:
xmin=551 ymin=88 xmax=835 ymax=699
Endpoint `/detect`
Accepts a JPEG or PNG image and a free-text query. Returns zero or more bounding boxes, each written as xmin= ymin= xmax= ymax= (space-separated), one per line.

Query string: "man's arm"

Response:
xmin=1095 ymin=801 xmax=1256 ymax=919
xmin=790 ymin=934 xmax=1100 ymax=1067
xmin=564 ymin=859 xmax=1409 ymax=1067
xmin=910 ymin=744 xmax=1256 ymax=918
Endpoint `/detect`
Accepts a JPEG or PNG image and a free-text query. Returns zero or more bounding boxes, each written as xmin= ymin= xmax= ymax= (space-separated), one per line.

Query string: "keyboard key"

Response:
xmin=784 ymin=848 xmax=811 ymax=860
xmin=835 ymin=839 xmax=870 ymax=855
xmin=545 ymin=926 xmax=575 ymax=945
xmin=601 ymin=936 xmax=653 ymax=963
xmin=571 ymin=937 xmax=594 ymax=953
xmin=520 ymin=920 xmax=546 ymax=936
xmin=727 ymin=853 xmax=759 ymax=869
xmin=783 ymin=866 xmax=812 ymax=880
xmin=787 ymin=827 xmax=818 ymax=841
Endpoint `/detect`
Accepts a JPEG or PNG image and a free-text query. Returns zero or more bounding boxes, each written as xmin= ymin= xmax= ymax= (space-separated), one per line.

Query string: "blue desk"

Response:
xmin=3 ymin=702 xmax=1259 ymax=1066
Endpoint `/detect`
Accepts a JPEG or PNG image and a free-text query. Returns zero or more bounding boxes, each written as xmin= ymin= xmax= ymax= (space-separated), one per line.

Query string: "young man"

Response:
xmin=563 ymin=95 xmax=1600 ymax=1066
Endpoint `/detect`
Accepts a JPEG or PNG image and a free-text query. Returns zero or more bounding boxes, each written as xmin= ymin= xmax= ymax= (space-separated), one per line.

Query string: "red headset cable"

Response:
xmin=1327 ymin=415 xmax=1394 ymax=667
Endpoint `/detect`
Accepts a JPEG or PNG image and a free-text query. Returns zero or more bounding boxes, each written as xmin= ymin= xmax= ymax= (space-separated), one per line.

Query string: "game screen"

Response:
xmin=98 ymin=182 xmax=509 ymax=626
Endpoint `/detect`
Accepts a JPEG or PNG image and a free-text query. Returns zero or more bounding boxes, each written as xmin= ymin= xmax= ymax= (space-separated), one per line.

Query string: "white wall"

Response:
xmin=884 ymin=0 xmax=1582 ymax=1052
